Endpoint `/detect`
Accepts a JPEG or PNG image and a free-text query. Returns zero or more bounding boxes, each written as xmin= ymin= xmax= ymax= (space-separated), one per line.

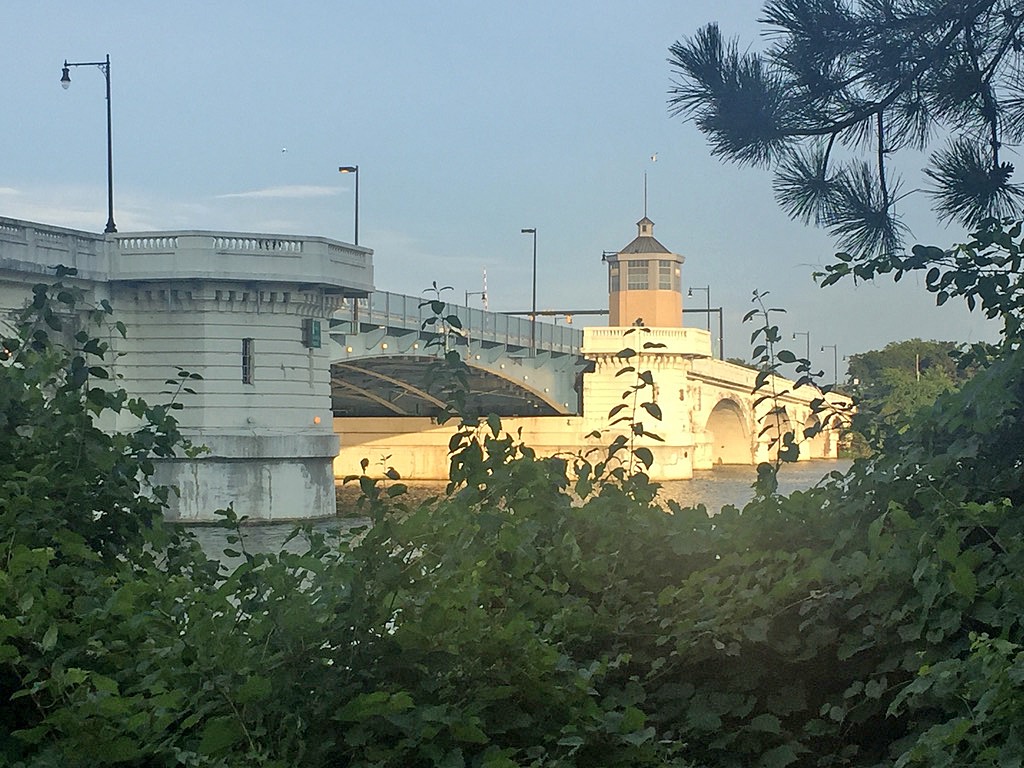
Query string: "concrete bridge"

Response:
xmin=333 ymin=324 xmax=846 ymax=482
xmin=327 ymin=290 xmax=586 ymax=418
xmin=329 ymin=217 xmax=849 ymax=482
xmin=1 ymin=215 xmax=848 ymax=520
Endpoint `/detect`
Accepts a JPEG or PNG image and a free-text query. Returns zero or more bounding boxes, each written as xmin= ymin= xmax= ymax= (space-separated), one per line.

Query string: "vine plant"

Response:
xmin=573 ymin=324 xmax=668 ymax=498
xmin=745 ymin=289 xmax=851 ymax=494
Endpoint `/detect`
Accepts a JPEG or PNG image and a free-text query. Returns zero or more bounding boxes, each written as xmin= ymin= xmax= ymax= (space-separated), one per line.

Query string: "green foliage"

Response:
xmin=668 ymin=1 xmax=1024 ymax=259
xmin=821 ymin=217 xmax=1024 ymax=349
xmin=4 ymin=261 xmax=1024 ymax=767
xmin=743 ymin=290 xmax=850 ymax=492
xmin=845 ymin=339 xmax=969 ymax=449
xmin=419 ymin=281 xmax=470 ymax=424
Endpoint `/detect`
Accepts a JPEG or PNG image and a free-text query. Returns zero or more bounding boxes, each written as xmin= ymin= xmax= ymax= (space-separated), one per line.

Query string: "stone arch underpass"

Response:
xmin=701 ymin=397 xmax=754 ymax=466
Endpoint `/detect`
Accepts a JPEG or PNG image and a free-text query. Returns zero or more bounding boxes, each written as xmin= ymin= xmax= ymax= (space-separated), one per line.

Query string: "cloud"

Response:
xmin=215 ymin=185 xmax=340 ymax=200
xmin=0 ymin=187 xmax=20 ymax=196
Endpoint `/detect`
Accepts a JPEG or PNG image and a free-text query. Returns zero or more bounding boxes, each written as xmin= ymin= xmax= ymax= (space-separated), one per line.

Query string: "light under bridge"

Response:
xmin=328 ymin=292 xmax=588 ymax=418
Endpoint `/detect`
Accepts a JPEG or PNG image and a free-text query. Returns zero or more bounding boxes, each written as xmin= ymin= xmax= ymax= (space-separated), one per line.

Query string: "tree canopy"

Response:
xmin=668 ymin=0 xmax=1024 ymax=259
xmin=844 ymin=338 xmax=969 ymax=447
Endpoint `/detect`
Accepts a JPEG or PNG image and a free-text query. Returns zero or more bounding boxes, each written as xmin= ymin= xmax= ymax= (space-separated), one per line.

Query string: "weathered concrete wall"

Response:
xmin=155 ymin=434 xmax=339 ymax=521
xmin=1 ymin=217 xmax=373 ymax=521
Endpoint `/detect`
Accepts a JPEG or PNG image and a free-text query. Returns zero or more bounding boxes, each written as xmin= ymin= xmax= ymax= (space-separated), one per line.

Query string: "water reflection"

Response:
xmin=186 ymin=460 xmax=852 ymax=559
xmin=660 ymin=459 xmax=853 ymax=514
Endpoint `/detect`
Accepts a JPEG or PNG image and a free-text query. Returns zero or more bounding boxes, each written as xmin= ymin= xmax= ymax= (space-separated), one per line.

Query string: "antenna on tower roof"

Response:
xmin=644 ymin=153 xmax=657 ymax=218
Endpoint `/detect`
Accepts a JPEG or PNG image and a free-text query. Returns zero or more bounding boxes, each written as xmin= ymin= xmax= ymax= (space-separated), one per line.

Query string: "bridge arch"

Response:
xmin=330 ymin=354 xmax=573 ymax=417
xmin=703 ymin=397 xmax=753 ymax=465
xmin=758 ymin=406 xmax=796 ymax=462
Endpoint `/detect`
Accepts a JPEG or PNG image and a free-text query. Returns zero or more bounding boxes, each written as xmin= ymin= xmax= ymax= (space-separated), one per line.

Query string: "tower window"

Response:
xmin=609 ymin=264 xmax=620 ymax=292
xmin=659 ymin=260 xmax=675 ymax=290
xmin=242 ymin=338 xmax=255 ymax=384
xmin=627 ymin=260 xmax=649 ymax=290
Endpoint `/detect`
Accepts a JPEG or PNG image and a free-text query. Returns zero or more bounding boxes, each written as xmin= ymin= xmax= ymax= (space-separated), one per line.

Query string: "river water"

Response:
xmin=186 ymin=459 xmax=852 ymax=559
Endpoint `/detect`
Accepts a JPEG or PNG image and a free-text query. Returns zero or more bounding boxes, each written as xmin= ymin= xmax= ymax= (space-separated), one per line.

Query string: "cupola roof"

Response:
xmin=619 ymin=216 xmax=670 ymax=255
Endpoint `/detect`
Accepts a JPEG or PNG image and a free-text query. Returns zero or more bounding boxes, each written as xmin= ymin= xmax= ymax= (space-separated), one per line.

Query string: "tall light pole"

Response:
xmin=61 ymin=54 xmax=116 ymax=233
xmin=521 ymin=228 xmax=537 ymax=353
xmin=338 ymin=165 xmax=359 ymax=245
xmin=792 ymin=331 xmax=811 ymax=362
xmin=821 ymin=344 xmax=838 ymax=387
xmin=687 ymin=285 xmax=711 ymax=330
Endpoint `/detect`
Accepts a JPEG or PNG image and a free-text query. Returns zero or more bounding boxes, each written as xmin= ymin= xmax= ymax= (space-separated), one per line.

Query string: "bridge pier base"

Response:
xmin=154 ymin=433 xmax=340 ymax=521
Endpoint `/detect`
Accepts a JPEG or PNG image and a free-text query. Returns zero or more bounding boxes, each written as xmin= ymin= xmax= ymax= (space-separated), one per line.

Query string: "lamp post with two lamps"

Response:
xmin=521 ymin=228 xmax=537 ymax=354
xmin=60 ymin=54 xmax=116 ymax=234
xmin=338 ymin=165 xmax=359 ymax=245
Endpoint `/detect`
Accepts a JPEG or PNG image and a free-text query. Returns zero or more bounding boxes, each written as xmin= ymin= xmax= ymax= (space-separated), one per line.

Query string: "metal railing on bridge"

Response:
xmin=333 ymin=290 xmax=583 ymax=355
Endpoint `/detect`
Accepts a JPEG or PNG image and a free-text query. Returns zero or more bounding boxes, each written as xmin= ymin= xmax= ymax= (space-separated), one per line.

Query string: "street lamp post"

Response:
xmin=821 ymin=344 xmax=838 ymax=387
xmin=792 ymin=331 xmax=811 ymax=362
xmin=338 ymin=165 xmax=359 ymax=245
xmin=465 ymin=290 xmax=487 ymax=307
xmin=61 ymin=54 xmax=116 ymax=233
xmin=521 ymin=228 xmax=537 ymax=354
xmin=687 ymin=285 xmax=711 ymax=330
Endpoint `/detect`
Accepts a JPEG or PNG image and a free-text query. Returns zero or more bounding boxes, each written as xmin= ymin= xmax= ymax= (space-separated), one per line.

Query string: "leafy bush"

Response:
xmin=3 ymin=239 xmax=1024 ymax=767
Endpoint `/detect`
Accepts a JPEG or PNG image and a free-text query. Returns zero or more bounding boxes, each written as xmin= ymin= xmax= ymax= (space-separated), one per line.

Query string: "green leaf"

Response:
xmin=748 ymin=713 xmax=782 ymax=734
xmin=198 ymin=716 xmax=244 ymax=754
xmin=41 ymin=624 xmax=58 ymax=652
xmin=237 ymin=675 xmax=272 ymax=704
xmin=641 ymin=402 xmax=663 ymax=420
xmin=759 ymin=744 xmax=798 ymax=768
xmin=450 ymin=721 xmax=489 ymax=744
xmin=634 ymin=447 xmax=655 ymax=469
xmin=950 ymin=563 xmax=977 ymax=600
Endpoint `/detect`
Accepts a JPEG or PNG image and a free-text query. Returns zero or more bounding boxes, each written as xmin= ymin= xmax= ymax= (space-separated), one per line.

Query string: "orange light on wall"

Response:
xmin=313 ymin=416 xmax=322 ymax=424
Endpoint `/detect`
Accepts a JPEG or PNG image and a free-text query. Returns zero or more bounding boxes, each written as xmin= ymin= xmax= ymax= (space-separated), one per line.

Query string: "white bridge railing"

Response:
xmin=334 ymin=290 xmax=584 ymax=355
xmin=0 ymin=217 xmax=373 ymax=294
xmin=582 ymin=326 xmax=713 ymax=357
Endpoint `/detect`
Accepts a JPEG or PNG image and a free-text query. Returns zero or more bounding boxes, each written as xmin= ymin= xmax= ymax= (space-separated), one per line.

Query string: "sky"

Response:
xmin=1 ymin=1 xmax=1001 ymax=378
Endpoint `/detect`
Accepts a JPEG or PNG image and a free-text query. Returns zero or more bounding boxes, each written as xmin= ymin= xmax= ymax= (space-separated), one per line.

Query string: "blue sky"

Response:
xmin=1 ymin=1 xmax=999 ymax=375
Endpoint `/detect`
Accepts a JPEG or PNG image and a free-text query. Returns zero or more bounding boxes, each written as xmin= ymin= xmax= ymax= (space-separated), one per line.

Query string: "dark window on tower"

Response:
xmin=658 ymin=260 xmax=674 ymax=290
xmin=609 ymin=264 xmax=620 ymax=292
xmin=242 ymin=337 xmax=255 ymax=384
xmin=627 ymin=260 xmax=649 ymax=290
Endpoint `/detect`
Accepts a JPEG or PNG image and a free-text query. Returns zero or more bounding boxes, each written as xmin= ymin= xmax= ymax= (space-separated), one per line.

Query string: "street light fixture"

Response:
xmin=687 ymin=285 xmax=711 ymax=331
xmin=338 ymin=165 xmax=359 ymax=245
xmin=60 ymin=54 xmax=116 ymax=233
xmin=792 ymin=331 xmax=811 ymax=362
xmin=821 ymin=344 xmax=838 ymax=387
xmin=521 ymin=228 xmax=537 ymax=354
xmin=465 ymin=290 xmax=487 ymax=308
